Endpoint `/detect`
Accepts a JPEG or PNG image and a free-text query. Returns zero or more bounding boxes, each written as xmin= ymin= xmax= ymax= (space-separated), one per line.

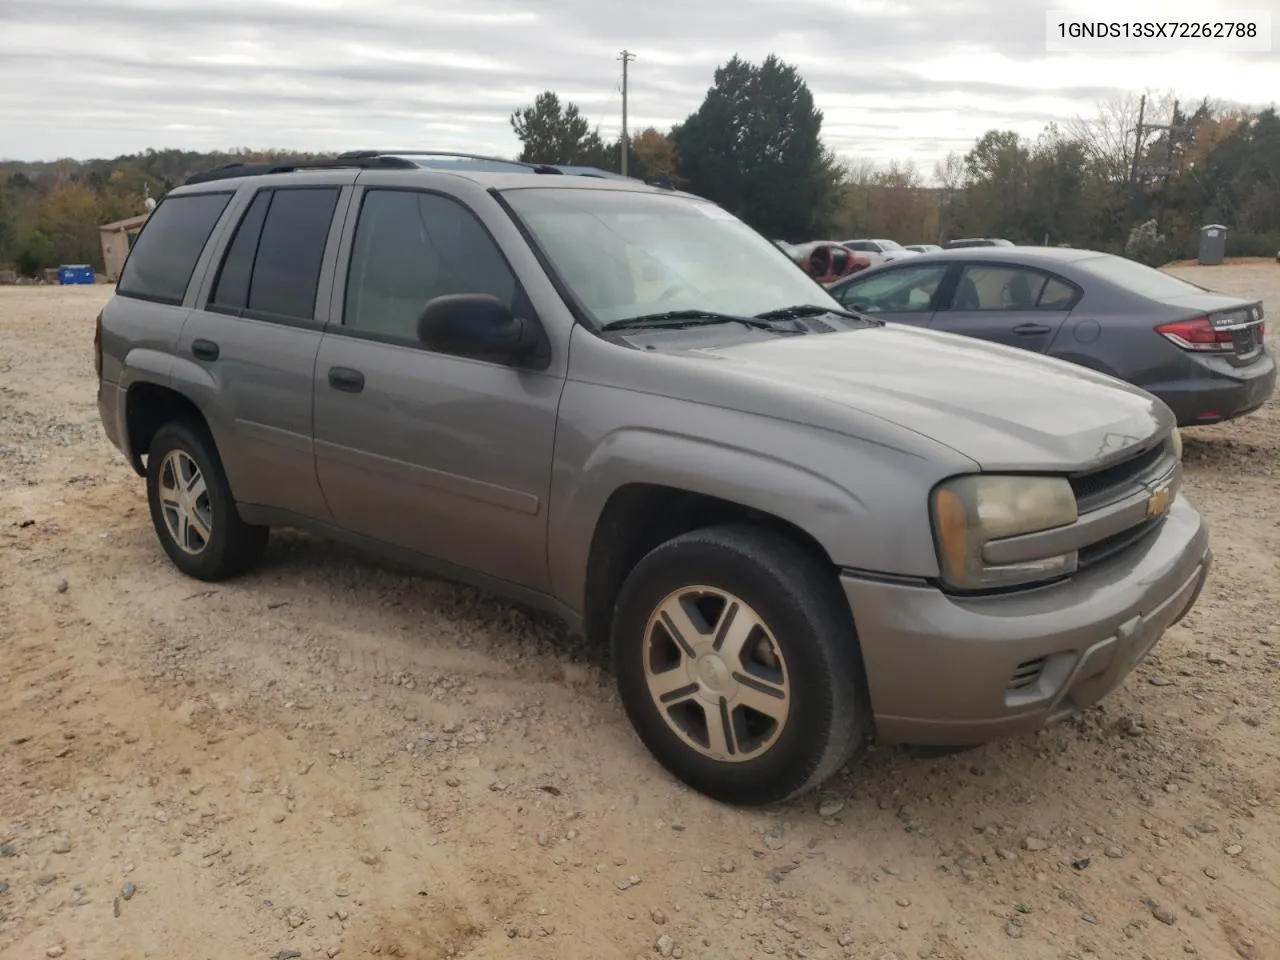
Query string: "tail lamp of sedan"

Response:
xmin=1154 ymin=306 xmax=1265 ymax=354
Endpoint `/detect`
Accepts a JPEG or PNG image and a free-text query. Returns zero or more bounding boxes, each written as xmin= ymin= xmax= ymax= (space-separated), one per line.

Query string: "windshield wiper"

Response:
xmin=601 ymin=310 xmax=779 ymax=331
xmin=754 ymin=303 xmax=884 ymax=325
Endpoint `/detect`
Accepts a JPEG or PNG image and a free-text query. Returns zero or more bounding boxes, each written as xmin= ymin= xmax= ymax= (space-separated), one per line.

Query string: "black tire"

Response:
xmin=145 ymin=420 xmax=268 ymax=581
xmin=610 ymin=523 xmax=867 ymax=806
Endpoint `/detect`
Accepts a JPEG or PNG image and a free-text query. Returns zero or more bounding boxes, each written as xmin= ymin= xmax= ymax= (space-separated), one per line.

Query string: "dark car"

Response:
xmin=826 ymin=247 xmax=1275 ymax=426
xmin=944 ymin=237 xmax=1014 ymax=249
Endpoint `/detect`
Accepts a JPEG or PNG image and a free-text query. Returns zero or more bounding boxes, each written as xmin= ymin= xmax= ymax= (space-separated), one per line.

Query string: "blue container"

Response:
xmin=58 ymin=264 xmax=95 ymax=285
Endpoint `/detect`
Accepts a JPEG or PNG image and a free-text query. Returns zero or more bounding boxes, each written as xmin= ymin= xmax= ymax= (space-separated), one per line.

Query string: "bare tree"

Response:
xmin=1065 ymin=90 xmax=1178 ymax=181
xmin=832 ymin=159 xmax=878 ymax=237
xmin=931 ymin=151 xmax=966 ymax=191
xmin=932 ymin=151 xmax=966 ymax=242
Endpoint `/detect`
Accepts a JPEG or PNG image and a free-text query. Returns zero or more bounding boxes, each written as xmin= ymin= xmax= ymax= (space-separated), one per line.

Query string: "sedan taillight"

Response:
xmin=1155 ymin=316 xmax=1235 ymax=353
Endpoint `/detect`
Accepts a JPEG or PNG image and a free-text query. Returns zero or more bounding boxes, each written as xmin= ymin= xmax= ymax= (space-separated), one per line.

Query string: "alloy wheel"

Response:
xmin=642 ymin=585 xmax=791 ymax=762
xmin=157 ymin=449 xmax=212 ymax=555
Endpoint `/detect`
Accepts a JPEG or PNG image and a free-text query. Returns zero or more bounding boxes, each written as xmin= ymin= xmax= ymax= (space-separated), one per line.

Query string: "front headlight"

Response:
xmin=1168 ymin=427 xmax=1183 ymax=461
xmin=931 ymin=475 xmax=1078 ymax=591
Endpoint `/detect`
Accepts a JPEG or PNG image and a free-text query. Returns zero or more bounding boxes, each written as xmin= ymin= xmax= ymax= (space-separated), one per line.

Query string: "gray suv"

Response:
xmin=95 ymin=152 xmax=1212 ymax=806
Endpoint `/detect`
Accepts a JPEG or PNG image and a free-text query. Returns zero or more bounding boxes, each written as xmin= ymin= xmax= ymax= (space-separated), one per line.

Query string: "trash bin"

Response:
xmin=1198 ymin=224 xmax=1227 ymax=266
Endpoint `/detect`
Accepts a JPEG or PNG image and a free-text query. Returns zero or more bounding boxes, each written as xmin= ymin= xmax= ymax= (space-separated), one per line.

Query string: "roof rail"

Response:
xmin=337 ymin=150 xmax=565 ymax=175
xmin=183 ymin=154 xmax=418 ymax=185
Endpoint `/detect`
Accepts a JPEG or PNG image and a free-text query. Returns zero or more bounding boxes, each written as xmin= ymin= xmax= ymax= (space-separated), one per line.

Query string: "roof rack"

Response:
xmin=337 ymin=150 xmax=565 ymax=175
xmin=183 ymin=154 xmax=419 ymax=185
xmin=183 ymin=151 xmax=661 ymax=187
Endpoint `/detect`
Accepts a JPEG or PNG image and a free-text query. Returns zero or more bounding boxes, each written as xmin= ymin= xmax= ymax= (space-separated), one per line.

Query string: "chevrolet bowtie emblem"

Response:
xmin=1145 ymin=486 xmax=1170 ymax=519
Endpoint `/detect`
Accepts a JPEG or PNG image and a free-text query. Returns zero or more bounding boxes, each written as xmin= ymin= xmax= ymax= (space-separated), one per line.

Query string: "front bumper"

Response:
xmin=842 ymin=493 xmax=1211 ymax=746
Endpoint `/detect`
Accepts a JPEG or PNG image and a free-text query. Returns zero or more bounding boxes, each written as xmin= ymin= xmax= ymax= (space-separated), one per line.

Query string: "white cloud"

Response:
xmin=0 ymin=0 xmax=1273 ymax=166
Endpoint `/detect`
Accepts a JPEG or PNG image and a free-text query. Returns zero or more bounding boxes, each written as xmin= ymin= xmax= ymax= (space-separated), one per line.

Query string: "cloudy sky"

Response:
xmin=0 ymin=0 xmax=1274 ymax=170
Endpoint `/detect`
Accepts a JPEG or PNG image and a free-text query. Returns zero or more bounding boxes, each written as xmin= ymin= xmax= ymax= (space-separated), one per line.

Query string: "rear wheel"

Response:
xmin=145 ymin=421 xmax=268 ymax=581
xmin=611 ymin=523 xmax=867 ymax=805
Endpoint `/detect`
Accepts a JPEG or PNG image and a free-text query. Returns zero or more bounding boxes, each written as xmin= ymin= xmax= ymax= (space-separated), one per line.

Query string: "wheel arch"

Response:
xmin=579 ymin=482 xmax=838 ymax=650
xmin=123 ymin=378 xmax=215 ymax=477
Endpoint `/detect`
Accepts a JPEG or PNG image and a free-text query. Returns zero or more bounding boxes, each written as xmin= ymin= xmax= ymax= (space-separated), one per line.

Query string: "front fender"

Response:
xmin=547 ymin=383 xmax=965 ymax=615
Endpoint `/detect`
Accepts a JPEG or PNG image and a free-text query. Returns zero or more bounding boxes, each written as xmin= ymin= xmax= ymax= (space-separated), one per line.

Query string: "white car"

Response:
xmin=839 ymin=238 xmax=921 ymax=266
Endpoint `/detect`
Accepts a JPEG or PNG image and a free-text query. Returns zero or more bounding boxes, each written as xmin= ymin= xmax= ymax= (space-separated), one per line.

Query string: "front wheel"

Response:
xmin=611 ymin=523 xmax=867 ymax=805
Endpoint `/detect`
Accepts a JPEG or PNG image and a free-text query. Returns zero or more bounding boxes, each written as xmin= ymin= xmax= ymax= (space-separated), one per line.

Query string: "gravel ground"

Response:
xmin=1 ymin=263 xmax=1278 ymax=960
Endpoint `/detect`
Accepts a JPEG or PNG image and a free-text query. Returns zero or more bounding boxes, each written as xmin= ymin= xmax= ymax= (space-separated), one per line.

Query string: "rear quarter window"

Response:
xmin=1078 ymin=254 xmax=1210 ymax=298
xmin=116 ymin=192 xmax=233 ymax=305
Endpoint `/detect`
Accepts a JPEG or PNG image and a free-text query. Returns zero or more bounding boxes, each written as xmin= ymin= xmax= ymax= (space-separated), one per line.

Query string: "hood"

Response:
xmin=681 ymin=324 xmax=1172 ymax=472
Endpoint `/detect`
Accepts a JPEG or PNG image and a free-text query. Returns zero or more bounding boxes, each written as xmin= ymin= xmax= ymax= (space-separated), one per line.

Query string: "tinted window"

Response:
xmin=344 ymin=190 xmax=517 ymax=340
xmin=946 ymin=264 xmax=1060 ymax=311
xmin=1078 ymin=253 xmax=1207 ymax=298
xmin=209 ymin=191 xmax=271 ymax=311
xmin=834 ymin=263 xmax=949 ymax=314
xmin=247 ymin=188 xmax=339 ymax=320
xmin=117 ymin=192 xmax=231 ymax=304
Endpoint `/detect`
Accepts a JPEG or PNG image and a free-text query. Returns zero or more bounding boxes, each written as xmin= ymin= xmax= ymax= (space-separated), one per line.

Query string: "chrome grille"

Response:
xmin=1070 ymin=438 xmax=1175 ymax=513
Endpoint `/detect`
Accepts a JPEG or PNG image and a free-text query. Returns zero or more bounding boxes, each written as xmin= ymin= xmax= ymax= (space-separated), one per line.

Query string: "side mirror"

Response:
xmin=416 ymin=294 xmax=541 ymax=366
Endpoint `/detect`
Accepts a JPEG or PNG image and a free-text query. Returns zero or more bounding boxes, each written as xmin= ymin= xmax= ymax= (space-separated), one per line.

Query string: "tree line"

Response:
xmin=510 ymin=62 xmax=1278 ymax=264
xmin=1 ymin=57 xmax=1276 ymax=276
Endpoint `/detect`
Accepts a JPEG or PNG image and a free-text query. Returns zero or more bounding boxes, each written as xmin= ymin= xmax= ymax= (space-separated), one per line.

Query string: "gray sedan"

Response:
xmin=825 ymin=246 xmax=1275 ymax=427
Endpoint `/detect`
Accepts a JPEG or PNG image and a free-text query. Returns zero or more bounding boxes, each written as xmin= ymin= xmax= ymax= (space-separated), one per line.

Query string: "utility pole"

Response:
xmin=1124 ymin=95 xmax=1191 ymax=249
xmin=1128 ymin=93 xmax=1147 ymax=187
xmin=1123 ymin=93 xmax=1147 ymax=245
xmin=618 ymin=50 xmax=635 ymax=177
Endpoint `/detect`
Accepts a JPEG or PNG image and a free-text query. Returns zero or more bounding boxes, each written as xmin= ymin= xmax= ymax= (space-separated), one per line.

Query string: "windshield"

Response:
xmin=500 ymin=187 xmax=841 ymax=326
xmin=877 ymin=239 xmax=904 ymax=249
xmin=1078 ymin=253 xmax=1207 ymax=298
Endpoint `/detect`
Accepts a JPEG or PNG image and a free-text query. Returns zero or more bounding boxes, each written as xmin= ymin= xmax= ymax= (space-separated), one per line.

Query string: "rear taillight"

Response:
xmin=1155 ymin=316 xmax=1234 ymax=353
xmin=94 ymin=312 xmax=103 ymax=377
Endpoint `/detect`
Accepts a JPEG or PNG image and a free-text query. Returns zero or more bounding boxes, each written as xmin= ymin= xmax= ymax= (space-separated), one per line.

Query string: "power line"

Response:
xmin=590 ymin=76 xmax=620 ymax=141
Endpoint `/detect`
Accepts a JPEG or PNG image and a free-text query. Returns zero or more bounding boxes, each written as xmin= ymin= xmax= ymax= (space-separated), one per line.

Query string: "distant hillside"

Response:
xmin=0 ymin=148 xmax=337 ymax=190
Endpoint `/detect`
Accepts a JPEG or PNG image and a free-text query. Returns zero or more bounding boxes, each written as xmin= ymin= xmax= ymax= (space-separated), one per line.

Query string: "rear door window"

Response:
xmin=1037 ymin=275 xmax=1079 ymax=309
xmin=945 ymin=264 xmax=1066 ymax=311
xmin=208 ymin=191 xmax=271 ymax=313
xmin=245 ymin=188 xmax=340 ymax=321
xmin=117 ymin=192 xmax=232 ymax=304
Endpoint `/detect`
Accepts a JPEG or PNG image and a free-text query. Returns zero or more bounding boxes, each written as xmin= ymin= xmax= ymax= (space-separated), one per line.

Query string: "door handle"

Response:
xmin=191 ymin=339 xmax=219 ymax=361
xmin=1012 ymin=323 xmax=1051 ymax=336
xmin=328 ymin=366 xmax=365 ymax=393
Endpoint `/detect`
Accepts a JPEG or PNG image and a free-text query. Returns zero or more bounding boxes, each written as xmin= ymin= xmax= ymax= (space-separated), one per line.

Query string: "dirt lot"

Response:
xmin=2 ymin=263 xmax=1278 ymax=960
